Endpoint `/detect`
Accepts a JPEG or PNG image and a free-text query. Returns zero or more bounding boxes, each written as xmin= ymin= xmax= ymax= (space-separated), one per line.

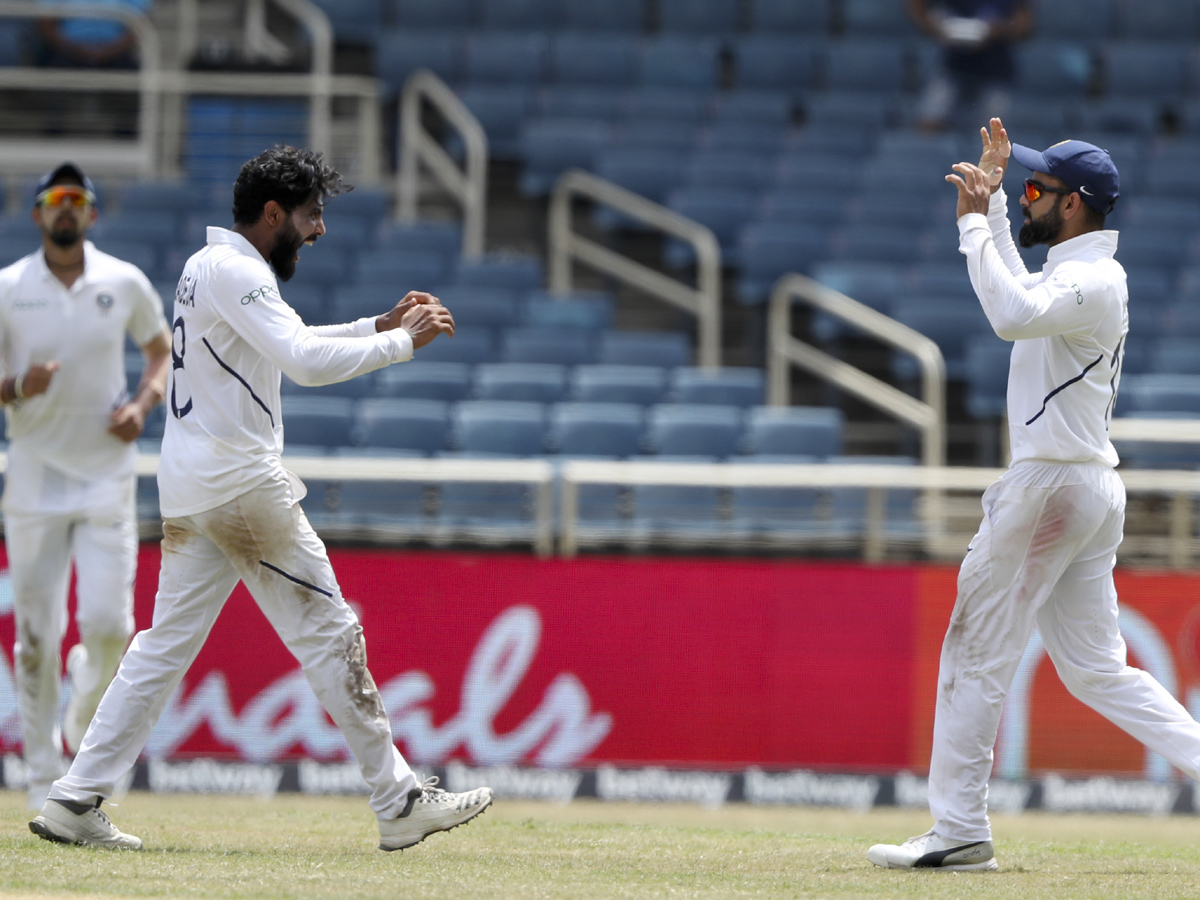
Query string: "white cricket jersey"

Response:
xmin=957 ymin=187 xmax=1127 ymax=467
xmin=159 ymin=227 xmax=413 ymax=517
xmin=0 ymin=241 xmax=166 ymax=512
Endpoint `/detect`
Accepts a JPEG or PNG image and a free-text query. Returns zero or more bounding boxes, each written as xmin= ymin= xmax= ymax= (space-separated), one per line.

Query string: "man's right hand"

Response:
xmin=398 ymin=298 xmax=455 ymax=350
xmin=20 ymin=361 xmax=61 ymax=398
xmin=977 ymin=117 xmax=1010 ymax=193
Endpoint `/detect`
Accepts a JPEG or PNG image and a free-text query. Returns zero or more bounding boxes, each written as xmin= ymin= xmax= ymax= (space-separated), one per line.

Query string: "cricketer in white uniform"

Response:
xmin=870 ymin=119 xmax=1200 ymax=871
xmin=30 ymin=147 xmax=493 ymax=851
xmin=0 ymin=162 xmax=170 ymax=811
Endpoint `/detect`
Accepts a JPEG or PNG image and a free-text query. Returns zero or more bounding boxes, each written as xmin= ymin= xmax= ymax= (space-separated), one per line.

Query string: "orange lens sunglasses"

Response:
xmin=36 ymin=187 xmax=95 ymax=209
xmin=1023 ymin=179 xmax=1072 ymax=204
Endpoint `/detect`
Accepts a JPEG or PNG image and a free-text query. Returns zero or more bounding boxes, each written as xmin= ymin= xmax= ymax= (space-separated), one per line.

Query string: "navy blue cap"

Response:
xmin=1010 ymin=140 xmax=1119 ymax=215
xmin=33 ymin=162 xmax=97 ymax=203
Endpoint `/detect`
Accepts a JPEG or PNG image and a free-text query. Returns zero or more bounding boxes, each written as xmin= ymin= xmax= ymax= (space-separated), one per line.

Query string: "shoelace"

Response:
xmin=416 ymin=776 xmax=447 ymax=801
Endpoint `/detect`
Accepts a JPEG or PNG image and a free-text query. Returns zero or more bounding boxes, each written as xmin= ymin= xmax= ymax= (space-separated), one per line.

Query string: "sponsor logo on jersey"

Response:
xmin=12 ymin=298 xmax=48 ymax=311
xmin=241 ymin=285 xmax=276 ymax=305
xmin=1071 ymin=282 xmax=1083 ymax=305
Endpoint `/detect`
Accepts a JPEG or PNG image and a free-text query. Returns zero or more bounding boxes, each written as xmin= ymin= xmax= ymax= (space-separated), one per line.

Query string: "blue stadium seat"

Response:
xmin=826 ymin=455 xmax=922 ymax=542
xmin=1013 ymin=41 xmax=1092 ymax=98
xmin=294 ymin=239 xmax=361 ymax=289
xmin=594 ymin=146 xmax=689 ymax=206
xmin=519 ymin=118 xmax=614 ymax=195
xmin=373 ymin=30 xmax=463 ymax=93
xmin=535 ymin=88 xmax=625 ymax=120
xmin=841 ymin=0 xmax=916 ymax=36
xmin=732 ymin=36 xmax=822 ymax=96
xmin=803 ymin=92 xmax=900 ymax=129
xmin=753 ymin=187 xmax=846 ymax=227
xmin=810 ymin=260 xmax=905 ymax=312
xmin=451 ymin=400 xmax=547 ymax=455
xmin=560 ymin=0 xmax=643 ymax=32
xmin=828 ymin=225 xmax=924 ymax=266
xmin=547 ymin=33 xmax=638 ymax=85
xmin=772 ymin=154 xmax=863 ymax=192
xmin=393 ymin=0 xmax=478 ymax=29
xmin=1141 ymin=157 xmax=1200 ymax=200
xmin=474 ymin=362 xmax=570 ymax=403
xmin=92 ymin=240 xmax=161 ymax=281
xmin=742 ymin=406 xmax=843 ymax=457
xmin=596 ymin=331 xmax=692 ymax=368
xmin=1035 ymin=0 xmax=1113 ymax=41
xmin=1115 ymin=229 xmax=1192 ymax=270
xmin=825 ymin=39 xmax=908 ymax=93
xmin=748 ymin=0 xmax=831 ymax=34
xmin=456 ymin=85 xmax=536 ymax=157
xmin=378 ymin=221 xmax=462 ymax=257
xmin=645 ymin=404 xmax=744 ymax=458
xmin=620 ymin=87 xmax=710 ymax=124
xmin=435 ymin=286 xmax=522 ymax=330
xmin=308 ymin=0 xmax=382 ymax=44
xmin=1118 ymin=196 xmax=1200 ymax=230
xmin=1118 ymin=374 xmax=1200 ymax=415
xmin=521 ymin=291 xmax=615 ymax=330
xmin=571 ymin=364 xmax=669 ymax=405
xmin=415 ymin=330 xmax=497 ymax=364
xmin=710 ymin=90 xmax=794 ymax=127
xmin=658 ymin=0 xmax=739 ymax=34
xmin=353 ymin=397 xmax=451 ymax=455
xmin=891 ymin=299 xmax=993 ymax=381
xmin=635 ymin=36 xmax=721 ymax=90
xmin=664 ymin=187 xmax=758 ymax=267
xmin=499 ymin=327 xmax=595 ymax=365
xmin=736 ymin=222 xmax=830 ymax=304
xmin=729 ymin=455 xmax=824 ymax=541
xmin=313 ymin=213 xmax=377 ymax=254
xmin=1147 ymin=338 xmax=1200 ymax=375
xmin=668 ymin=367 xmax=765 ymax=407
xmin=119 ymin=182 xmax=193 ymax=213
xmin=453 ymin=254 xmax=544 ymax=291
xmin=629 ymin=456 xmax=725 ymax=539
xmin=964 ymin=334 xmax=1011 ymax=420
xmin=93 ymin=211 xmax=181 ymax=250
xmin=549 ymin=401 xmax=645 ymax=457
xmin=1076 ymin=98 xmax=1163 ymax=137
xmin=281 ymin=370 xmax=375 ymax=401
xmin=1101 ymin=42 xmax=1189 ymax=98
xmin=375 ymin=361 xmax=474 ymax=401
xmin=684 ymin=149 xmax=777 ymax=192
xmin=478 ymin=0 xmax=561 ymax=30
xmin=1111 ymin=0 xmax=1200 ymax=40
xmin=281 ymin=397 xmax=357 ymax=448
xmin=464 ymin=32 xmax=548 ymax=86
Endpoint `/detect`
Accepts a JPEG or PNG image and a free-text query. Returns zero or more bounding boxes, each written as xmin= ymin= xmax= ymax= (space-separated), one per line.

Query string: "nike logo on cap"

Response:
xmin=1079 ymin=186 xmax=1094 ymax=195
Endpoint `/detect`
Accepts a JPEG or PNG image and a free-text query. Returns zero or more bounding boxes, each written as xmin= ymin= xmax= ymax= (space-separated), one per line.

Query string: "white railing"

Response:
xmin=396 ymin=69 xmax=487 ymax=259
xmin=0 ymin=1 xmax=161 ymax=176
xmin=548 ymin=168 xmax=723 ymax=368
xmin=767 ymin=273 xmax=947 ymax=468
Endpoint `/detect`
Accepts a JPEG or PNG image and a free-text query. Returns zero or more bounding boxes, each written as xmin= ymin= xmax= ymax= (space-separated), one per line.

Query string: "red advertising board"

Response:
xmin=1 ymin=546 xmax=1199 ymax=778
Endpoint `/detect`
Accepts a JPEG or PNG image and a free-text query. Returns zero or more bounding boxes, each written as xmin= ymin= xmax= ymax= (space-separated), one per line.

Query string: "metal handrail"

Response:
xmin=265 ymin=0 xmax=334 ymax=157
xmin=548 ymin=168 xmax=723 ymax=368
xmin=396 ymin=69 xmax=487 ymax=259
xmin=767 ymin=273 xmax=947 ymax=468
xmin=0 ymin=1 xmax=160 ymax=176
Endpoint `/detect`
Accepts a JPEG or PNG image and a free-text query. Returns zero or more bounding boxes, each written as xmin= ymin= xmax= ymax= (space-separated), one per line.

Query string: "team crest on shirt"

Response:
xmin=95 ymin=292 xmax=114 ymax=313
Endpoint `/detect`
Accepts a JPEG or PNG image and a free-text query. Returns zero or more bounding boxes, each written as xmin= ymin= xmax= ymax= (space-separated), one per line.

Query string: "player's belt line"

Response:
xmin=259 ymin=559 xmax=333 ymax=597
xmin=202 ymin=337 xmax=275 ymax=427
xmin=1025 ymin=355 xmax=1103 ymax=426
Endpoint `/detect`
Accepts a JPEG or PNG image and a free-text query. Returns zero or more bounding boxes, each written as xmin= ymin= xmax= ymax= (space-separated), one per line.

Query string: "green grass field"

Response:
xmin=4 ymin=790 xmax=1200 ymax=899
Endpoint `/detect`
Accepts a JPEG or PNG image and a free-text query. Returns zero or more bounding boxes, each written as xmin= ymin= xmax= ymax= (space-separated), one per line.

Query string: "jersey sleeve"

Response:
xmin=124 ymin=265 xmax=169 ymax=347
xmin=209 ymin=257 xmax=413 ymax=385
xmin=310 ymin=317 xmax=379 ymax=339
xmin=958 ymin=213 xmax=1109 ymax=341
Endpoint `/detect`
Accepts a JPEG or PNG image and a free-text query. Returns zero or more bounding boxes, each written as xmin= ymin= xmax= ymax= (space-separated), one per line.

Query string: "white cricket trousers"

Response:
xmin=7 ymin=500 xmax=136 ymax=793
xmin=929 ymin=460 xmax=1200 ymax=842
xmin=50 ymin=470 xmax=419 ymax=819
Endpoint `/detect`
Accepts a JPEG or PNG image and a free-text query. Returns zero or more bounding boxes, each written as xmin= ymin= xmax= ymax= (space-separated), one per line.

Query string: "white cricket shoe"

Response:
xmin=63 ymin=644 xmax=89 ymax=755
xmin=867 ymin=830 xmax=997 ymax=871
xmin=29 ymin=799 xmax=143 ymax=850
xmin=378 ymin=777 xmax=493 ymax=851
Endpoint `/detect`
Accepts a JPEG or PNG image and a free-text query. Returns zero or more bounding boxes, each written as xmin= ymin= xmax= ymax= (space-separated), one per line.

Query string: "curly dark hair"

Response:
xmin=231 ymin=145 xmax=351 ymax=225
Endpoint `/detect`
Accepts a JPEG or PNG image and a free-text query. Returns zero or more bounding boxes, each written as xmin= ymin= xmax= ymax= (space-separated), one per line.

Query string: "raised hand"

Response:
xmin=19 ymin=361 xmax=60 ymax=398
xmin=945 ymin=162 xmax=992 ymax=219
xmin=977 ymin=117 xmax=1010 ymax=192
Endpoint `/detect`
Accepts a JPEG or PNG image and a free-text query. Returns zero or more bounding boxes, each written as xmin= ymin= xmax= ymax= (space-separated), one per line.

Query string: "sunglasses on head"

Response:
xmin=36 ymin=186 xmax=95 ymax=209
xmin=1023 ymin=179 xmax=1072 ymax=204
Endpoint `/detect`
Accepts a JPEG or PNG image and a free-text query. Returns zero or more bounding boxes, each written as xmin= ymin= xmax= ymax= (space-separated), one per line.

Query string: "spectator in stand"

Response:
xmin=908 ymin=0 xmax=1033 ymax=133
xmin=35 ymin=0 xmax=150 ymax=69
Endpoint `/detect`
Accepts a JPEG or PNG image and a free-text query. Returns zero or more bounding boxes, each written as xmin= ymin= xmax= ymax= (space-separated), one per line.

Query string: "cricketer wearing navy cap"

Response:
xmin=1010 ymin=139 xmax=1120 ymax=216
xmin=33 ymin=161 xmax=98 ymax=206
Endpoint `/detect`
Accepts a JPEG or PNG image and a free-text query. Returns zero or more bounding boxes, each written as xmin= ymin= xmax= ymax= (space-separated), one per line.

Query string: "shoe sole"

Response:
xmin=379 ymin=796 xmax=493 ymax=852
xmin=29 ymin=817 xmax=142 ymax=850
xmin=870 ymin=857 xmax=998 ymax=872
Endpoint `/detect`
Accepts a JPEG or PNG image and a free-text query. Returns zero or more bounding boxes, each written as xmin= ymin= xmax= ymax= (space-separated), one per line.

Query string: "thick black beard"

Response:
xmin=48 ymin=225 xmax=82 ymax=248
xmin=268 ymin=223 xmax=304 ymax=282
xmin=1018 ymin=201 xmax=1065 ymax=248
